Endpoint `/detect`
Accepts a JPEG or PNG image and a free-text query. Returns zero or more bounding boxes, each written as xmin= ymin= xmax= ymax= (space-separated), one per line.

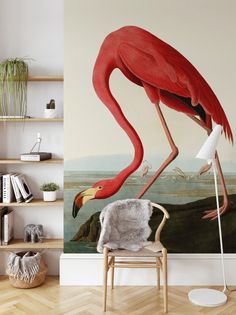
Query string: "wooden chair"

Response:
xmin=103 ymin=202 xmax=170 ymax=313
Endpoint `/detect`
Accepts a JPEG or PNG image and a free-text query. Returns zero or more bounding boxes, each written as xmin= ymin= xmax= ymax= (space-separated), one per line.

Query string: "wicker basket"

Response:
xmin=8 ymin=251 xmax=48 ymax=289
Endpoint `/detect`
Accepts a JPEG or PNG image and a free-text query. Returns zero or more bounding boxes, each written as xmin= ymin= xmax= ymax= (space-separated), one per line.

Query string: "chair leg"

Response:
xmin=111 ymin=257 xmax=115 ymax=289
xmin=162 ymin=248 xmax=168 ymax=313
xmin=103 ymin=247 xmax=109 ymax=312
xmin=156 ymin=258 xmax=160 ymax=290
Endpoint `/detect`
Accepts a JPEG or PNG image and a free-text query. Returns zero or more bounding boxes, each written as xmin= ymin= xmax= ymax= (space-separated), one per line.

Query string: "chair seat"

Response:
xmin=107 ymin=241 xmax=164 ymax=257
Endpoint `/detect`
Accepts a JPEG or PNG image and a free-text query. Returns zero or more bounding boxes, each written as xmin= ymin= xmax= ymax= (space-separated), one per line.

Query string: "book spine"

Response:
xmin=0 ymin=209 xmax=2 ymax=245
xmin=3 ymin=213 xmax=8 ymax=244
xmin=0 ymin=174 xmax=3 ymax=202
xmin=2 ymin=174 xmax=13 ymax=203
xmin=20 ymin=153 xmax=52 ymax=161
xmin=3 ymin=211 xmax=13 ymax=245
xmin=0 ymin=207 xmax=8 ymax=245
xmin=0 ymin=213 xmax=2 ymax=245
xmin=11 ymin=175 xmax=24 ymax=203
xmin=14 ymin=175 xmax=33 ymax=203
xmin=2 ymin=175 xmax=7 ymax=203
xmin=21 ymin=155 xmax=40 ymax=161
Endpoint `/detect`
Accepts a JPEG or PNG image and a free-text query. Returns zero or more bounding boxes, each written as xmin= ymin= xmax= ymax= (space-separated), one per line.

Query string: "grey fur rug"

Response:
xmin=97 ymin=199 xmax=153 ymax=253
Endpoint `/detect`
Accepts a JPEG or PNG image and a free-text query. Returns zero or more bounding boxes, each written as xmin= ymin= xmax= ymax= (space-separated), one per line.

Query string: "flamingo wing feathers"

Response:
xmin=118 ymin=42 xmax=233 ymax=142
xmin=118 ymin=43 xmax=177 ymax=88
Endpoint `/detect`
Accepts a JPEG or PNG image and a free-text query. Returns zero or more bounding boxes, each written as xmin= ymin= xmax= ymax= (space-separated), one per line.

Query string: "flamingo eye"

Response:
xmin=98 ymin=186 xmax=103 ymax=190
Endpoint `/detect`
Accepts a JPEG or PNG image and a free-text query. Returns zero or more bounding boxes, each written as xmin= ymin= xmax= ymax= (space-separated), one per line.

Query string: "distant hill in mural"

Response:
xmin=65 ymin=155 xmax=236 ymax=172
xmin=64 ymin=194 xmax=236 ymax=253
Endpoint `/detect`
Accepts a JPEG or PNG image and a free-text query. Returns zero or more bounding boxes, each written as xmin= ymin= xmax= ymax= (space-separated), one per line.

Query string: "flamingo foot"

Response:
xmin=202 ymin=204 xmax=228 ymax=220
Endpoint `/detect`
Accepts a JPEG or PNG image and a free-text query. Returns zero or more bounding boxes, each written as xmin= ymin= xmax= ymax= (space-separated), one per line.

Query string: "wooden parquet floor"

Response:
xmin=0 ymin=276 xmax=235 ymax=315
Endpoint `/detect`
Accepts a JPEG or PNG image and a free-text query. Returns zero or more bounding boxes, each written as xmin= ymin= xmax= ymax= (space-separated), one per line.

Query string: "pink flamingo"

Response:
xmin=73 ymin=26 xmax=233 ymax=220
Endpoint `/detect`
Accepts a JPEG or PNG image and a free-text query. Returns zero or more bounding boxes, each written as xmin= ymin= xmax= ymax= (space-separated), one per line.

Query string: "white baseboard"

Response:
xmin=60 ymin=253 xmax=236 ymax=286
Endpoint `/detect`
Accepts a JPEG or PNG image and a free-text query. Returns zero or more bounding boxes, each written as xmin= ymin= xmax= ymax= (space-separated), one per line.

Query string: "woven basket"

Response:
xmin=8 ymin=251 xmax=48 ymax=289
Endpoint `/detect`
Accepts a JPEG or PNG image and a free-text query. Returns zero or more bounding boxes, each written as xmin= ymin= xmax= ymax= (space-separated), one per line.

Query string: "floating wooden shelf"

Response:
xmin=0 ymin=159 xmax=63 ymax=165
xmin=28 ymin=76 xmax=63 ymax=82
xmin=0 ymin=238 xmax=63 ymax=250
xmin=0 ymin=118 xmax=63 ymax=122
xmin=0 ymin=199 xmax=64 ymax=207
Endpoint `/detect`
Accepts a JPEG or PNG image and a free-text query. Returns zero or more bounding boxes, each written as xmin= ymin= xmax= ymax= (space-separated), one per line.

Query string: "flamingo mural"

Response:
xmin=72 ymin=26 xmax=233 ymax=221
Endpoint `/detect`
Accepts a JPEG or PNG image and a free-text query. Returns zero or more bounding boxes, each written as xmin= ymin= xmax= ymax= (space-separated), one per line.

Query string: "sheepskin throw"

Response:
xmin=97 ymin=199 xmax=153 ymax=253
xmin=6 ymin=251 xmax=41 ymax=283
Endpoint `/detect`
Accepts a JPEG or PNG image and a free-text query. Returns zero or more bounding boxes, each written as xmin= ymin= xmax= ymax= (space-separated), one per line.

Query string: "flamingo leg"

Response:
xmin=136 ymin=102 xmax=179 ymax=199
xmin=188 ymin=116 xmax=229 ymax=220
xmin=200 ymin=151 xmax=229 ymax=220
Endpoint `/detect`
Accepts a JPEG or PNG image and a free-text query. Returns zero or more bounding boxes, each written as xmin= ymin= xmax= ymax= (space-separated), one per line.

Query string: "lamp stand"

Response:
xmin=188 ymin=159 xmax=227 ymax=307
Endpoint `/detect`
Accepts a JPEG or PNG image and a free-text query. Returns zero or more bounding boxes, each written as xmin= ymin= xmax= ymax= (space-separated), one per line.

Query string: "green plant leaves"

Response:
xmin=0 ymin=58 xmax=28 ymax=116
xmin=40 ymin=182 xmax=60 ymax=191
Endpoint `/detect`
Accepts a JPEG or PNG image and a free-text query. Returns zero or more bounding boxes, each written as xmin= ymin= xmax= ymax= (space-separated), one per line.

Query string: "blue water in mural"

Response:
xmin=64 ymin=170 xmax=236 ymax=243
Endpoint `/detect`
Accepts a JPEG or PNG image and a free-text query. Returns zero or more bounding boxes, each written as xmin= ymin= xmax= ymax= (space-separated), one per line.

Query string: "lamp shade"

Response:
xmin=196 ymin=124 xmax=222 ymax=161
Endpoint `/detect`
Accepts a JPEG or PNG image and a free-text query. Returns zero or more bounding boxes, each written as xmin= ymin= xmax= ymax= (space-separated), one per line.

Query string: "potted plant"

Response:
xmin=40 ymin=182 xmax=59 ymax=202
xmin=44 ymin=99 xmax=57 ymax=118
xmin=0 ymin=58 xmax=29 ymax=117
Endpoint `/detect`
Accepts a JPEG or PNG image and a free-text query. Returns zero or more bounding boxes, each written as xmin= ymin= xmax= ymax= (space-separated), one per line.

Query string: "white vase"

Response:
xmin=44 ymin=109 xmax=57 ymax=119
xmin=43 ymin=191 xmax=57 ymax=202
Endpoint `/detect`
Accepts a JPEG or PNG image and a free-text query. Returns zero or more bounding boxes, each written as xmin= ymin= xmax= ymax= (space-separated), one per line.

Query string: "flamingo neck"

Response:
xmin=93 ymin=59 xmax=144 ymax=188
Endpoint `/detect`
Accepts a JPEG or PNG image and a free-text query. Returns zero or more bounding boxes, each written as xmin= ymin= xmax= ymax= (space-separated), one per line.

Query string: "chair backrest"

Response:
xmin=151 ymin=202 xmax=170 ymax=242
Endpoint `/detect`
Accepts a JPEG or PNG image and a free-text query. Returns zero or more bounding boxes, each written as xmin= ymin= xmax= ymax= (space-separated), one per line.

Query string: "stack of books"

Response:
xmin=21 ymin=152 xmax=52 ymax=162
xmin=0 ymin=207 xmax=14 ymax=245
xmin=0 ymin=173 xmax=33 ymax=204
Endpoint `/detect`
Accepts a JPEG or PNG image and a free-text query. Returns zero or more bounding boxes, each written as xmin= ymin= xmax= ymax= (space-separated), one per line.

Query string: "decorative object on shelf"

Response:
xmin=21 ymin=132 xmax=52 ymax=161
xmin=40 ymin=182 xmax=59 ymax=202
xmin=44 ymin=99 xmax=57 ymax=118
xmin=24 ymin=224 xmax=44 ymax=243
xmin=0 ymin=58 xmax=28 ymax=117
xmin=6 ymin=251 xmax=47 ymax=288
xmin=188 ymin=125 xmax=228 ymax=307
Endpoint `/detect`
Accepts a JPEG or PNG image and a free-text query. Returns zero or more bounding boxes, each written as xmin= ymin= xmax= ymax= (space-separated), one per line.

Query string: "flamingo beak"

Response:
xmin=72 ymin=187 xmax=100 ymax=218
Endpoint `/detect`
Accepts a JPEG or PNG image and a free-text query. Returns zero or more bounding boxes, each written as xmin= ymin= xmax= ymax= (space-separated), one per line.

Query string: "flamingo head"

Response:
xmin=72 ymin=178 xmax=116 ymax=218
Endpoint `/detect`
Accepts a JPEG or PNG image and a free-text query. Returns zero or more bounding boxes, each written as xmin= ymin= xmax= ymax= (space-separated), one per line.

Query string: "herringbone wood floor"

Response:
xmin=0 ymin=276 xmax=235 ymax=315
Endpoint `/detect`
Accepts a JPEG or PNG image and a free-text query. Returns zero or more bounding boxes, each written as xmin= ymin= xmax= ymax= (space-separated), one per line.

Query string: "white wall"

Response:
xmin=0 ymin=0 xmax=63 ymax=275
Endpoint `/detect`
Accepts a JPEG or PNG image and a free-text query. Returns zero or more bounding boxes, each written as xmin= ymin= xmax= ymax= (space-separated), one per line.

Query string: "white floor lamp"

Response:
xmin=188 ymin=124 xmax=227 ymax=307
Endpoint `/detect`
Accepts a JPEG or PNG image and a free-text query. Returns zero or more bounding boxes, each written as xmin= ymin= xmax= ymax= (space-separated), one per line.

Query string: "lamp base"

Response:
xmin=188 ymin=288 xmax=227 ymax=307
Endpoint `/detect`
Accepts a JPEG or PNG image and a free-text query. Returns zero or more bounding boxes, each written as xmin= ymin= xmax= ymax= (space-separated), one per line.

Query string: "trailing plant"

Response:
xmin=0 ymin=58 xmax=29 ymax=116
xmin=40 ymin=182 xmax=59 ymax=192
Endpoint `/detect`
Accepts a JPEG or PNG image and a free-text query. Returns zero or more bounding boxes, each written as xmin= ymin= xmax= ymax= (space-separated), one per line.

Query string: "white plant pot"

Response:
xmin=44 ymin=108 xmax=57 ymax=119
xmin=43 ymin=191 xmax=57 ymax=202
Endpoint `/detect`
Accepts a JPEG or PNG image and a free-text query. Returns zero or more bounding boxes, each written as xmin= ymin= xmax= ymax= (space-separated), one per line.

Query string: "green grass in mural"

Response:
xmin=64 ymin=241 xmax=97 ymax=253
xmin=64 ymin=194 xmax=236 ymax=254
